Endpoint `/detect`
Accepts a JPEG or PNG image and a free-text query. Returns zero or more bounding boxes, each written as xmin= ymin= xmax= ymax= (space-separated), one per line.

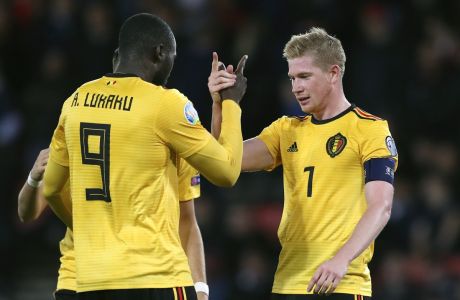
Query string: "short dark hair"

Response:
xmin=118 ymin=13 xmax=174 ymax=59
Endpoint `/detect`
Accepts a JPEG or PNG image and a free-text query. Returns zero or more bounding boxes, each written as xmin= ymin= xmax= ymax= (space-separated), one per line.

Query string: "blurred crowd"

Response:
xmin=1 ymin=0 xmax=459 ymax=299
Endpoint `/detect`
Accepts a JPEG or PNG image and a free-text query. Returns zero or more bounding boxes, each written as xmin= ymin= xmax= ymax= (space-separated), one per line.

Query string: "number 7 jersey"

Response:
xmin=258 ymin=105 xmax=398 ymax=296
xmin=49 ymin=74 xmax=211 ymax=292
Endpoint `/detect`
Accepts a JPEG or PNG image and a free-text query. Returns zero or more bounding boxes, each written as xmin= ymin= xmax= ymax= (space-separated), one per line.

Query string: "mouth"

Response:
xmin=297 ymin=96 xmax=310 ymax=105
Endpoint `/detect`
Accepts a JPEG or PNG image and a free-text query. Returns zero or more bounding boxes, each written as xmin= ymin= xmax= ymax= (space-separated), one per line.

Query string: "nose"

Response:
xmin=291 ymin=78 xmax=302 ymax=94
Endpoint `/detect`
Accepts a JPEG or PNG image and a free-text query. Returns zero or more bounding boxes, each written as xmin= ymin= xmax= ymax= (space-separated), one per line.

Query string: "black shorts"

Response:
xmin=271 ymin=293 xmax=371 ymax=300
xmin=77 ymin=286 xmax=197 ymax=300
xmin=54 ymin=289 xmax=76 ymax=300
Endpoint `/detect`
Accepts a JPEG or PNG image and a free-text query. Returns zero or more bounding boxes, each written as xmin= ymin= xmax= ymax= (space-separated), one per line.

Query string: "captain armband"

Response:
xmin=364 ymin=158 xmax=396 ymax=185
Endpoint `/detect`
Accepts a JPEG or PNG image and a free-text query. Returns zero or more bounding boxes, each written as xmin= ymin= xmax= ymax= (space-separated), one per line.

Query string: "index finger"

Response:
xmin=235 ymin=55 xmax=248 ymax=75
xmin=211 ymin=52 xmax=219 ymax=72
xmin=307 ymin=271 xmax=320 ymax=292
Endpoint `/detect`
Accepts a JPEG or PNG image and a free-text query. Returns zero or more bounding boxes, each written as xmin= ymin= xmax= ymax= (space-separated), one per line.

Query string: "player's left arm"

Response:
xmin=42 ymin=159 xmax=72 ymax=229
xmin=307 ymin=179 xmax=394 ymax=294
xmin=179 ymin=199 xmax=208 ymax=300
xmin=308 ymin=121 xmax=398 ymax=295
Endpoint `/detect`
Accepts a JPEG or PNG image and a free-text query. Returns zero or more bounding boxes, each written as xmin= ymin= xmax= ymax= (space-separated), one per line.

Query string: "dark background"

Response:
xmin=1 ymin=0 xmax=459 ymax=299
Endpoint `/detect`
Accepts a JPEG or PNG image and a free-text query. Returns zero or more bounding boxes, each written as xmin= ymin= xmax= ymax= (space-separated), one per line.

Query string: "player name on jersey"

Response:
xmin=71 ymin=92 xmax=133 ymax=111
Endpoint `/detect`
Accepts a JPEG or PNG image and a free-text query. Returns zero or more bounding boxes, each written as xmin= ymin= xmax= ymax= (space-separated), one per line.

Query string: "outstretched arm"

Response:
xmin=307 ymin=180 xmax=394 ymax=294
xmin=207 ymin=55 xmax=274 ymax=172
xmin=18 ymin=149 xmax=49 ymax=222
xmin=186 ymin=54 xmax=248 ymax=187
xmin=179 ymin=200 xmax=208 ymax=300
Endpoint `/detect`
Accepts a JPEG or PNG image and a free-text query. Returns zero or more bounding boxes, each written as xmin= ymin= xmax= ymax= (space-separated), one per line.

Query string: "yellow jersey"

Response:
xmin=49 ymin=73 xmax=210 ymax=292
xmin=55 ymin=181 xmax=75 ymax=291
xmin=258 ymin=105 xmax=398 ymax=296
xmin=55 ymin=159 xmax=200 ymax=292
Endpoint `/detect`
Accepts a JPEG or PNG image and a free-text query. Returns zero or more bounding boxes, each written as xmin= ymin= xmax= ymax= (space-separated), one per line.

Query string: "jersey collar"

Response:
xmin=310 ymin=104 xmax=355 ymax=125
xmin=105 ymin=72 xmax=139 ymax=78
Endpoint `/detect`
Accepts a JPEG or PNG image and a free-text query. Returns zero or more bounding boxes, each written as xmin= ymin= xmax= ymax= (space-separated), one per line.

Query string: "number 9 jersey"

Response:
xmin=258 ymin=105 xmax=398 ymax=296
xmin=49 ymin=74 xmax=211 ymax=292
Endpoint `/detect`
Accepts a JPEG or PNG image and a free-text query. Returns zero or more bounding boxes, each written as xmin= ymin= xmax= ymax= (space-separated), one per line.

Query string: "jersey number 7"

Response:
xmin=304 ymin=166 xmax=315 ymax=197
xmin=80 ymin=122 xmax=112 ymax=202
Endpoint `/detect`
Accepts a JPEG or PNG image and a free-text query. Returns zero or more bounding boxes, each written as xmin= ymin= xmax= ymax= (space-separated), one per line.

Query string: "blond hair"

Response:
xmin=283 ymin=27 xmax=346 ymax=75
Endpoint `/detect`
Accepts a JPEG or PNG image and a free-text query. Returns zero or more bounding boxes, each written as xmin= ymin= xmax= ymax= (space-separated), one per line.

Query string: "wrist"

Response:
xmin=27 ymin=172 xmax=42 ymax=188
xmin=222 ymin=98 xmax=240 ymax=105
xmin=194 ymin=282 xmax=209 ymax=296
xmin=334 ymin=248 xmax=353 ymax=264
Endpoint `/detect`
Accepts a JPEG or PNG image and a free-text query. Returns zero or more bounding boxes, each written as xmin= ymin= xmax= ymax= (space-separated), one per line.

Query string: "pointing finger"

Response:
xmin=235 ymin=55 xmax=248 ymax=75
xmin=212 ymin=52 xmax=219 ymax=72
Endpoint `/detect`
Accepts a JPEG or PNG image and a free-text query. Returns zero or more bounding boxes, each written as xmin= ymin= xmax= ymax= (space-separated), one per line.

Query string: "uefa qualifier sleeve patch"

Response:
xmin=184 ymin=101 xmax=200 ymax=125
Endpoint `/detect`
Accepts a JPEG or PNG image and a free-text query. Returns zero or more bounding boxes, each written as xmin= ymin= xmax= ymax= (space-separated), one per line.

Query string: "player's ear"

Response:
xmin=329 ymin=64 xmax=341 ymax=84
xmin=112 ymin=48 xmax=119 ymax=69
xmin=152 ymin=44 xmax=165 ymax=63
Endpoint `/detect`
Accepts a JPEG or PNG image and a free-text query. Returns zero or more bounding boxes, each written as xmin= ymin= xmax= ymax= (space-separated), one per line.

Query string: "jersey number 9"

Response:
xmin=80 ymin=122 xmax=112 ymax=202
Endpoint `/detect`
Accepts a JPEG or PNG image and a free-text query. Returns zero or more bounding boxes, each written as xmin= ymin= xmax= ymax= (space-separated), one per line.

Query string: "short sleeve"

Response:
xmin=360 ymin=120 xmax=399 ymax=171
xmin=177 ymin=158 xmax=200 ymax=201
xmin=49 ymin=102 xmax=70 ymax=166
xmin=156 ymin=90 xmax=213 ymax=158
xmin=257 ymin=118 xmax=284 ymax=171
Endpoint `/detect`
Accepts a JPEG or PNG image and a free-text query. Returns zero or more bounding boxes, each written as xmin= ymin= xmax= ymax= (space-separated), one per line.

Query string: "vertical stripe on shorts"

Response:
xmin=173 ymin=287 xmax=178 ymax=300
xmin=175 ymin=287 xmax=184 ymax=300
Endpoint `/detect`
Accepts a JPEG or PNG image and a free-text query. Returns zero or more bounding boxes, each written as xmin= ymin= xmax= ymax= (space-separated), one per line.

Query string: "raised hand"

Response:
xmin=220 ymin=54 xmax=248 ymax=104
xmin=208 ymin=52 xmax=237 ymax=103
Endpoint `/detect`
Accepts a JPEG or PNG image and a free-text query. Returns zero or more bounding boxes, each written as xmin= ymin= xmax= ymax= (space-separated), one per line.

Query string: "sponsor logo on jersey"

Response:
xmin=184 ymin=101 xmax=200 ymax=125
xmin=385 ymin=136 xmax=398 ymax=157
xmin=287 ymin=142 xmax=298 ymax=152
xmin=326 ymin=133 xmax=347 ymax=158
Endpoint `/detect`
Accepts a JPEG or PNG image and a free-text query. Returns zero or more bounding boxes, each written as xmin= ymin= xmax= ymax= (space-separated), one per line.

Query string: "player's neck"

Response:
xmin=312 ymin=96 xmax=350 ymax=121
xmin=115 ymin=61 xmax=151 ymax=83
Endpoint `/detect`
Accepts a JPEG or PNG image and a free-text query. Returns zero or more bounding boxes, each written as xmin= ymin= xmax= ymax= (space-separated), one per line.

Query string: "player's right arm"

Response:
xmin=207 ymin=54 xmax=275 ymax=172
xmin=160 ymin=54 xmax=248 ymax=187
xmin=18 ymin=148 xmax=49 ymax=222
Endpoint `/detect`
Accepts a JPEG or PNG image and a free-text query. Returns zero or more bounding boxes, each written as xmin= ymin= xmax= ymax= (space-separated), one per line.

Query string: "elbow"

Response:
xmin=42 ymin=184 xmax=59 ymax=202
xmin=208 ymin=172 xmax=240 ymax=187
xmin=215 ymin=171 xmax=240 ymax=187
xmin=381 ymin=199 xmax=392 ymax=223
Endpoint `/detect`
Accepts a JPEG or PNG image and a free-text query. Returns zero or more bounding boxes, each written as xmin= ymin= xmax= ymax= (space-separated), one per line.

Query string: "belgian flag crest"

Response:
xmin=326 ymin=133 xmax=347 ymax=158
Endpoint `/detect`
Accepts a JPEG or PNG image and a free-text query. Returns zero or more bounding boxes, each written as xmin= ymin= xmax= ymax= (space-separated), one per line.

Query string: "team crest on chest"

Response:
xmin=326 ymin=133 xmax=347 ymax=158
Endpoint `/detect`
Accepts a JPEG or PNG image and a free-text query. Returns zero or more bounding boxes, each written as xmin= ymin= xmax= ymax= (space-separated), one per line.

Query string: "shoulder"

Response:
xmin=351 ymin=106 xmax=384 ymax=121
xmin=348 ymin=106 xmax=393 ymax=139
xmin=272 ymin=114 xmax=311 ymax=127
xmin=163 ymin=88 xmax=190 ymax=102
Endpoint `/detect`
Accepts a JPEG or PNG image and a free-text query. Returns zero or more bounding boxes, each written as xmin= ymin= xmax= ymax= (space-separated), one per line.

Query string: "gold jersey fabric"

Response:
xmin=55 ymin=159 xmax=200 ymax=292
xmin=57 ymin=229 xmax=75 ymax=291
xmin=55 ymin=181 xmax=76 ymax=291
xmin=49 ymin=74 xmax=210 ymax=292
xmin=258 ymin=105 xmax=398 ymax=296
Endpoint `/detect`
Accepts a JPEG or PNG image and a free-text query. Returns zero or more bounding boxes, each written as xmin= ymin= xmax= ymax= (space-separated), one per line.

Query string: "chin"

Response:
xmin=299 ymin=104 xmax=313 ymax=114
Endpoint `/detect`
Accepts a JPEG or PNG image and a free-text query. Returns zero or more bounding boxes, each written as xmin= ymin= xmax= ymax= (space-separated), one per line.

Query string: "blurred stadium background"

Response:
xmin=1 ymin=0 xmax=459 ymax=299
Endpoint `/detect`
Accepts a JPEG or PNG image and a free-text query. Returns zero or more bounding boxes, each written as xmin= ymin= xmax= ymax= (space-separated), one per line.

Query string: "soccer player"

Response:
xmin=18 ymin=149 xmax=210 ymax=300
xmin=208 ymin=28 xmax=398 ymax=299
xmin=42 ymin=13 xmax=247 ymax=300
